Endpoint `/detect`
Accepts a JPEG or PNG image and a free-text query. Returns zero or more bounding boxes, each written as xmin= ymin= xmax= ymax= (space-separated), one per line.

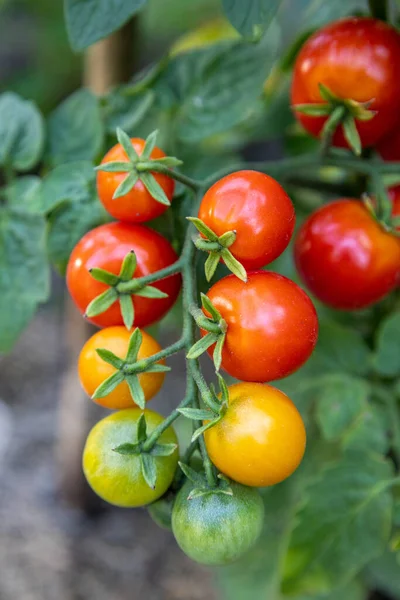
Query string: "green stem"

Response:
xmin=117 ymin=259 xmax=183 ymax=294
xmin=368 ymin=0 xmax=388 ymax=20
xmin=138 ymin=162 xmax=202 ymax=192
xmin=125 ymin=337 xmax=187 ymax=374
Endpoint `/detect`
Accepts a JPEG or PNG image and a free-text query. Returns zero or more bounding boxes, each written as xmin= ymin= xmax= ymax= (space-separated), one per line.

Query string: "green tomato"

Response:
xmin=83 ymin=408 xmax=179 ymax=508
xmin=172 ymin=480 xmax=264 ymax=565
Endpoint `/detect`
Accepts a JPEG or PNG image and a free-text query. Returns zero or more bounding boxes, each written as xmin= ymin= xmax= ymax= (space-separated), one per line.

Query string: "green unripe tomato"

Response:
xmin=83 ymin=408 xmax=179 ymax=508
xmin=172 ymin=480 xmax=264 ymax=565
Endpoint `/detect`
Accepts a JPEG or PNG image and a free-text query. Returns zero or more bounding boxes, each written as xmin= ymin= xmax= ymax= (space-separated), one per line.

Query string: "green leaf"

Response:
xmin=140 ymin=453 xmax=157 ymax=489
xmin=92 ymin=370 xmax=125 ymax=398
xmin=150 ymin=443 xmax=178 ymax=457
xmin=103 ymin=89 xmax=154 ymax=135
xmin=126 ymin=374 xmax=145 ymax=409
xmin=64 ymin=0 xmax=147 ymax=51
xmin=0 ymin=208 xmax=50 ymax=353
xmin=40 ymin=161 xmax=95 ymax=214
xmin=187 ymin=217 xmax=219 ymax=242
xmin=119 ymin=295 xmax=135 ymax=330
xmin=342 ymin=404 xmax=390 ymax=455
xmin=186 ymin=333 xmax=218 ymax=360
xmin=112 ymin=442 xmax=140 ymax=455
xmin=373 ymin=312 xmax=400 ymax=377
xmin=140 ymin=172 xmax=171 ymax=206
xmin=119 ymin=251 xmax=137 ymax=281
xmin=222 ymin=0 xmax=282 ymax=37
xmin=178 ymin=408 xmax=216 ymax=420
xmin=113 ymin=171 xmax=140 ymax=199
xmin=133 ymin=285 xmax=168 ymax=299
xmin=365 ymin=549 xmax=400 ymax=600
xmin=343 ymin=115 xmax=361 ymax=156
xmin=315 ymin=375 xmax=369 ymax=441
xmin=86 ymin=288 xmax=118 ymax=317
xmin=95 ymin=348 xmax=124 ymax=370
xmin=0 ymin=92 xmax=44 ymax=171
xmin=46 ymin=89 xmax=104 ymax=166
xmin=303 ymin=0 xmax=366 ymax=27
xmin=204 ymin=252 xmax=220 ymax=282
xmin=5 ymin=176 xmax=42 ymax=214
xmin=284 ymin=451 xmax=393 ymax=595
xmin=126 ymin=327 xmax=142 ymax=362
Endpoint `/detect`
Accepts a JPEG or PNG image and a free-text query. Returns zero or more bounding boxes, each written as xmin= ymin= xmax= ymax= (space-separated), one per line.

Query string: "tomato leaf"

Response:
xmin=5 ymin=176 xmax=42 ymax=214
xmin=46 ymin=89 xmax=104 ymax=166
xmin=103 ymin=89 xmax=155 ymax=135
xmin=222 ymin=0 xmax=282 ymax=38
xmin=0 ymin=208 xmax=50 ymax=353
xmin=0 ymin=92 xmax=44 ymax=171
xmin=64 ymin=0 xmax=148 ymax=51
xmin=373 ymin=311 xmax=400 ymax=377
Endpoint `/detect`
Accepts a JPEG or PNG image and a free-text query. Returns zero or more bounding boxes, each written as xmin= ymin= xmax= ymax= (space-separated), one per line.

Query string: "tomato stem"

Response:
xmin=368 ymin=0 xmax=388 ymax=21
xmin=145 ymin=162 xmax=202 ymax=192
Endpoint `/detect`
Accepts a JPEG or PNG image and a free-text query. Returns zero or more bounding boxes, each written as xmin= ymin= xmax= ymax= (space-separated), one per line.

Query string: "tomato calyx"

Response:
xmin=362 ymin=193 xmax=400 ymax=237
xmin=92 ymin=328 xmax=170 ymax=408
xmin=95 ymin=128 xmax=182 ymax=205
xmin=187 ymin=217 xmax=247 ymax=282
xmin=86 ymin=250 xmax=170 ymax=329
xmin=179 ymin=373 xmax=229 ymax=441
xmin=112 ymin=413 xmax=177 ymax=489
xmin=294 ymin=83 xmax=376 ymax=155
xmin=178 ymin=461 xmax=233 ymax=499
xmin=186 ymin=294 xmax=227 ymax=370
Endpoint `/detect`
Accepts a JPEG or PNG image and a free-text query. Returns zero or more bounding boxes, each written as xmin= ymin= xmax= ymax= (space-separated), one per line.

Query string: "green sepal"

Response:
xmin=141 ymin=129 xmax=158 ymax=160
xmin=89 ymin=268 xmax=119 ymax=286
xmin=116 ymin=127 xmax=139 ymax=162
xmin=85 ymin=287 xmax=118 ymax=318
xmin=133 ymin=285 xmax=168 ymax=299
xmin=186 ymin=332 xmax=218 ymax=360
xmin=119 ymin=294 xmax=135 ymax=330
xmin=178 ymin=407 xmax=216 ymax=420
xmin=113 ymin=171 xmax=140 ymax=199
xmin=342 ymin=115 xmax=361 ymax=156
xmin=126 ymin=327 xmax=142 ymax=362
xmin=294 ymin=104 xmax=332 ymax=117
xmin=95 ymin=348 xmax=125 ymax=370
xmin=213 ymin=333 xmax=226 ymax=372
xmin=140 ymin=172 xmax=171 ymax=206
xmin=152 ymin=156 xmax=183 ymax=168
xmin=112 ymin=442 xmax=140 ymax=455
xmin=126 ymin=374 xmax=146 ymax=409
xmin=178 ymin=461 xmax=207 ymax=487
xmin=92 ymin=370 xmax=125 ymax=399
xmin=140 ymin=453 xmax=157 ymax=489
xmin=119 ymin=251 xmax=137 ymax=281
xmin=201 ymin=293 xmax=222 ymax=323
xmin=136 ymin=413 xmax=147 ymax=443
xmin=187 ymin=217 xmax=219 ymax=242
xmin=144 ymin=364 xmax=171 ymax=374
xmin=321 ymin=105 xmax=346 ymax=140
xmin=220 ymin=248 xmax=247 ymax=282
xmin=191 ymin=416 xmax=222 ymax=442
xmin=95 ymin=161 xmax=132 ymax=173
xmin=204 ymin=252 xmax=220 ymax=281
xmin=149 ymin=443 xmax=178 ymax=457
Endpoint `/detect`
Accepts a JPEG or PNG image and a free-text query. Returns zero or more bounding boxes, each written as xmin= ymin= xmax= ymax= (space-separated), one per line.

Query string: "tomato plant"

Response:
xmin=3 ymin=0 xmax=400 ymax=596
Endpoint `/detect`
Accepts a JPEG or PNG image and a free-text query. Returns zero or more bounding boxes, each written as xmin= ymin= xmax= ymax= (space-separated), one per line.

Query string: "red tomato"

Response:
xmin=198 ymin=171 xmax=295 ymax=269
xmin=97 ymin=138 xmax=174 ymax=223
xmin=291 ymin=18 xmax=400 ymax=149
xmin=388 ymin=186 xmax=400 ymax=226
xmin=377 ymin=127 xmax=400 ymax=161
xmin=201 ymin=271 xmax=318 ymax=382
xmin=66 ymin=222 xmax=181 ymax=328
xmin=294 ymin=199 xmax=400 ymax=310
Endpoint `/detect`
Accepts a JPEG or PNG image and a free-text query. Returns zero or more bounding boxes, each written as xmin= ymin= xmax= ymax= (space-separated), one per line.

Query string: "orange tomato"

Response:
xmin=78 ymin=326 xmax=165 ymax=409
xmin=204 ymin=383 xmax=306 ymax=487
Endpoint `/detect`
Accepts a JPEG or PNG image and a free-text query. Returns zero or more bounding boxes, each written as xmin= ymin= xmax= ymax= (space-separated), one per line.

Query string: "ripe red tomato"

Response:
xmin=97 ymin=138 xmax=174 ymax=223
xmin=66 ymin=222 xmax=181 ymax=328
xmin=78 ymin=327 xmax=165 ymax=410
xmin=204 ymin=383 xmax=306 ymax=487
xmin=377 ymin=127 xmax=400 ymax=161
xmin=388 ymin=186 xmax=400 ymax=226
xmin=198 ymin=170 xmax=295 ymax=269
xmin=201 ymin=271 xmax=318 ymax=382
xmin=294 ymin=199 xmax=400 ymax=310
xmin=291 ymin=18 xmax=400 ymax=149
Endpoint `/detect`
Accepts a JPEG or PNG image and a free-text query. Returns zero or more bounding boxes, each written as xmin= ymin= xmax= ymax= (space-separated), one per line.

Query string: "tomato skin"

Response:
xmin=198 ymin=171 xmax=295 ymax=269
xmin=172 ymin=479 xmax=264 ymax=565
xmin=97 ymin=139 xmax=174 ymax=223
xmin=66 ymin=222 xmax=181 ymax=328
xmin=294 ymin=199 xmax=400 ymax=310
xmin=202 ymin=271 xmax=318 ymax=382
xmin=204 ymin=383 xmax=306 ymax=487
xmin=377 ymin=127 xmax=400 ymax=161
xmin=83 ymin=408 xmax=178 ymax=507
xmin=291 ymin=18 xmax=400 ymax=149
xmin=78 ymin=327 xmax=165 ymax=410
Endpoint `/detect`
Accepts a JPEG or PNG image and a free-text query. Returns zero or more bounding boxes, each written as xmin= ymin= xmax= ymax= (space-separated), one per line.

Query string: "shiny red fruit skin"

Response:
xmin=97 ymin=138 xmax=174 ymax=223
xmin=66 ymin=222 xmax=181 ymax=328
xmin=294 ymin=199 xmax=400 ymax=310
xmin=198 ymin=171 xmax=295 ymax=269
xmin=201 ymin=271 xmax=318 ymax=382
xmin=291 ymin=17 xmax=400 ymax=149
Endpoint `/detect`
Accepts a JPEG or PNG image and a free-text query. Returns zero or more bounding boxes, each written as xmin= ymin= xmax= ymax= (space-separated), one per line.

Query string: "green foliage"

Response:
xmin=0 ymin=92 xmax=44 ymax=171
xmin=373 ymin=311 xmax=400 ymax=377
xmin=222 ymin=0 xmax=282 ymax=37
xmin=64 ymin=0 xmax=147 ymax=51
xmin=46 ymin=89 xmax=104 ymax=166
